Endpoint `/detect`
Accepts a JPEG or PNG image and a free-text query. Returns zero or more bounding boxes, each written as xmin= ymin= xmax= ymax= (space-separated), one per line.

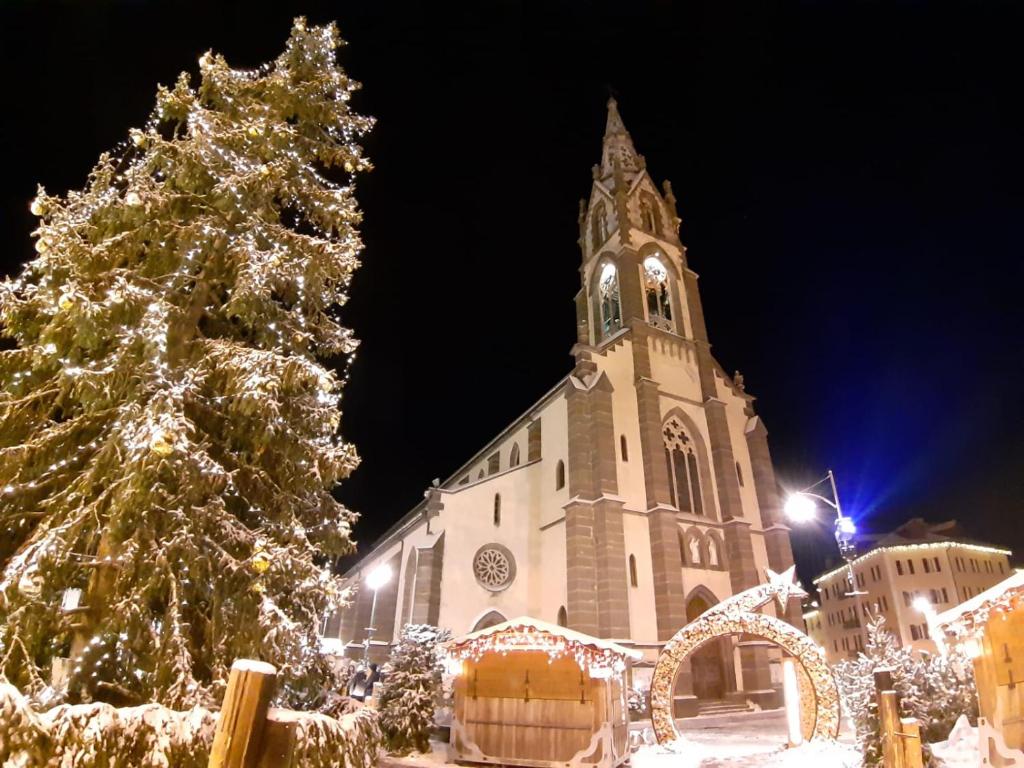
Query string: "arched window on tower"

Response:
xmin=555 ymin=460 xmax=566 ymax=490
xmin=643 ymin=255 xmax=674 ymax=332
xmin=509 ymin=443 xmax=520 ymax=467
xmin=629 ymin=554 xmax=638 ymax=587
xmin=591 ymin=201 xmax=608 ymax=250
xmin=493 ymin=494 xmax=501 ymax=527
xmin=663 ymin=416 xmax=704 ymax=516
xmin=598 ymin=263 xmax=622 ymax=339
xmin=557 ymin=606 xmax=568 ymax=627
xmin=640 ymin=192 xmax=662 ymax=234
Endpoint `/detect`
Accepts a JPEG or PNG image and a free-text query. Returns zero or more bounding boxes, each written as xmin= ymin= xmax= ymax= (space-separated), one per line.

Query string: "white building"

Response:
xmin=803 ymin=518 xmax=1012 ymax=664
xmin=323 ymin=100 xmax=801 ymax=712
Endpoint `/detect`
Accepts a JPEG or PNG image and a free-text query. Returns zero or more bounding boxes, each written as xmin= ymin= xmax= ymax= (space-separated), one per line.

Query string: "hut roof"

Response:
xmin=935 ymin=570 xmax=1024 ymax=637
xmin=449 ymin=616 xmax=643 ymax=661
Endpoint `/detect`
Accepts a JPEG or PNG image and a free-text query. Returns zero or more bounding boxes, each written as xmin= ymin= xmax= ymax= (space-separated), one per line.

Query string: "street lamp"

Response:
xmin=912 ymin=596 xmax=947 ymax=655
xmin=784 ymin=469 xmax=866 ymax=597
xmin=363 ymin=562 xmax=393 ymax=663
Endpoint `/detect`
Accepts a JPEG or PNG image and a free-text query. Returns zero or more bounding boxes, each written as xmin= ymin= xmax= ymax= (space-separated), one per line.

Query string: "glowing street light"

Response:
xmin=784 ymin=469 xmax=865 ymax=597
xmin=783 ymin=493 xmax=817 ymax=523
xmin=363 ymin=562 xmax=393 ymax=662
xmin=912 ymin=595 xmax=946 ymax=655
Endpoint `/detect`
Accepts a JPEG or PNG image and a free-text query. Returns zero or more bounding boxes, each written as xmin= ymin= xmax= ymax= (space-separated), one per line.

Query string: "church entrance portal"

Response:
xmin=686 ymin=594 xmax=727 ymax=701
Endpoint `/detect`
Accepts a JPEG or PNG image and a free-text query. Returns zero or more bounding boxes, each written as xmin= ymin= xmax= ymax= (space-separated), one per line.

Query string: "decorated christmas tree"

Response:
xmin=378 ymin=624 xmax=451 ymax=754
xmin=0 ymin=18 xmax=372 ymax=710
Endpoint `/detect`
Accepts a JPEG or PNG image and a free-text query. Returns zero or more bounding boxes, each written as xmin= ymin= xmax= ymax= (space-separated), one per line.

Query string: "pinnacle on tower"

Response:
xmin=600 ymin=97 xmax=643 ymax=181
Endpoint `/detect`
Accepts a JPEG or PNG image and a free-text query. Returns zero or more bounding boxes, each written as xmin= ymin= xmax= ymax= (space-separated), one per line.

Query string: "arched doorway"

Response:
xmin=686 ymin=594 xmax=727 ymax=700
xmin=471 ymin=610 xmax=507 ymax=632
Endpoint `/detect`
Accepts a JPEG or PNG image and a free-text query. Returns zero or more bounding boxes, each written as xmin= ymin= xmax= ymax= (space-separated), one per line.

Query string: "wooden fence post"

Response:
xmin=208 ymin=659 xmax=278 ymax=768
xmin=878 ymin=690 xmax=905 ymax=768
xmin=899 ymin=717 xmax=924 ymax=768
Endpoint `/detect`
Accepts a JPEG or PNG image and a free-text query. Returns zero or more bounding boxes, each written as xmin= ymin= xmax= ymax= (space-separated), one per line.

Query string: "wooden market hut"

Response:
xmin=935 ymin=571 xmax=1024 ymax=766
xmin=445 ymin=616 xmax=642 ymax=768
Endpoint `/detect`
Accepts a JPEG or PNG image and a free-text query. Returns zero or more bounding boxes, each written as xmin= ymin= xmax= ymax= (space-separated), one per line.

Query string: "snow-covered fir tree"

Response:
xmin=0 ymin=18 xmax=372 ymax=709
xmin=835 ymin=614 xmax=978 ymax=765
xmin=378 ymin=624 xmax=451 ymax=754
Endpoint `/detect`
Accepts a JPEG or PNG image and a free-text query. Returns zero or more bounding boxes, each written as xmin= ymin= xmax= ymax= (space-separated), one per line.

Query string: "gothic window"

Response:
xmin=591 ymin=201 xmax=608 ymax=250
xmin=629 ymin=554 xmax=638 ymax=587
xmin=557 ymin=605 xmax=568 ymax=627
xmin=598 ymin=262 xmax=622 ymax=338
xmin=473 ymin=544 xmax=516 ymax=592
xmin=493 ymin=494 xmax=501 ymax=527
xmin=620 ymin=435 xmax=628 ymax=462
xmin=643 ymin=255 xmax=674 ymax=332
xmin=640 ymin=192 xmax=662 ymax=234
xmin=509 ymin=442 xmax=520 ymax=467
xmin=555 ymin=460 xmax=565 ymax=490
xmin=663 ymin=417 xmax=704 ymax=516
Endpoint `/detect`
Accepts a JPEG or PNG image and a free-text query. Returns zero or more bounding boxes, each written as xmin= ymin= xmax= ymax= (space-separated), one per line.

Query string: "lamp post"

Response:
xmin=363 ymin=562 xmax=393 ymax=663
xmin=784 ymin=469 xmax=866 ymax=597
xmin=912 ymin=596 xmax=947 ymax=655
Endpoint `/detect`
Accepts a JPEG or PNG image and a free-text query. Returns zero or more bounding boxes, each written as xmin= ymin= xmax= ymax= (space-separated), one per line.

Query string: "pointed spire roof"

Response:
xmin=600 ymin=97 xmax=643 ymax=181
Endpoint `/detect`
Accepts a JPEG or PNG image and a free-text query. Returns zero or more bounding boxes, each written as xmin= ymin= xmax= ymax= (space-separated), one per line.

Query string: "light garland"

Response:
xmin=447 ymin=627 xmax=629 ymax=678
xmin=813 ymin=540 xmax=1012 ymax=586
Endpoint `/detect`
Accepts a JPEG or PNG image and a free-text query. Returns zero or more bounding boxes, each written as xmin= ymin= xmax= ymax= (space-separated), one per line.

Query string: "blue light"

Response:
xmin=837 ymin=517 xmax=857 ymax=536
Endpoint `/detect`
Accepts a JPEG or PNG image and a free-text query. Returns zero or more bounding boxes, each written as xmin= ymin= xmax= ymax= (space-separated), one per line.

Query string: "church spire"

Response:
xmin=600 ymin=97 xmax=643 ymax=181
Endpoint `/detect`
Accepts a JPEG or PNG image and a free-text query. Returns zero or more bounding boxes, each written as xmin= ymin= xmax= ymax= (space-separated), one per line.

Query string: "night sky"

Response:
xmin=1 ymin=1 xmax=1021 ymax=584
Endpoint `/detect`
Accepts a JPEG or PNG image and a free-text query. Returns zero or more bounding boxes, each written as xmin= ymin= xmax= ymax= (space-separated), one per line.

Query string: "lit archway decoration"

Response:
xmin=650 ymin=567 xmax=841 ymax=744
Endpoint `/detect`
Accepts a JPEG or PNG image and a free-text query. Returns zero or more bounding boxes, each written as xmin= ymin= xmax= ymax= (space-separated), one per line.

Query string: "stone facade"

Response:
xmin=323 ymin=100 xmax=798 ymax=709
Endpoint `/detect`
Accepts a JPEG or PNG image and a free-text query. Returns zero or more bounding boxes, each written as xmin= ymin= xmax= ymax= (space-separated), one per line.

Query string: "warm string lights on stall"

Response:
xmin=447 ymin=628 xmax=628 ymax=678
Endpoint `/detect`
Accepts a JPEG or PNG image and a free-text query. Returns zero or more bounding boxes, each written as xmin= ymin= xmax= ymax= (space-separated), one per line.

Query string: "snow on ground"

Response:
xmin=383 ymin=709 xmax=863 ymax=768
xmin=631 ymin=709 xmax=860 ymax=768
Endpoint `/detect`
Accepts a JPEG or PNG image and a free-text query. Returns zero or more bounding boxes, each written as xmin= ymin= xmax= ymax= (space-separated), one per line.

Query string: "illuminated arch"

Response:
xmin=650 ymin=569 xmax=840 ymax=744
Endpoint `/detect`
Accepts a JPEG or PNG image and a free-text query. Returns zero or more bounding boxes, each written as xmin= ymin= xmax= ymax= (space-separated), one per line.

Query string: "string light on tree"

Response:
xmin=0 ymin=18 xmax=372 ymax=710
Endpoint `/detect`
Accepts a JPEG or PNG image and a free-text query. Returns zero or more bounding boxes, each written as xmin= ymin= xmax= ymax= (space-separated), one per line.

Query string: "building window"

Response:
xmin=620 ymin=435 xmax=628 ymax=462
xmin=629 ymin=554 xmax=638 ymax=587
xmin=509 ymin=443 xmax=520 ymax=468
xmin=643 ymin=255 xmax=674 ymax=332
xmin=1000 ymin=562 xmax=1005 ymax=574
xmin=555 ymin=460 xmax=565 ymax=490
xmin=662 ymin=416 xmax=703 ymax=515
xmin=907 ymin=560 xmax=915 ymax=575
xmin=881 ymin=596 xmax=888 ymax=612
xmin=896 ymin=561 xmax=904 ymax=576
xmin=598 ymin=262 xmax=622 ymax=338
xmin=911 ymin=625 xmax=920 ymax=641
xmin=934 ymin=557 xmax=941 ymax=572
xmin=923 ymin=558 xmax=931 ymax=574
xmin=591 ymin=201 xmax=608 ymax=250
xmin=473 ymin=544 xmax=516 ymax=592
xmin=971 ymin=560 xmax=977 ymax=572
xmin=640 ymin=192 xmax=663 ymax=234
xmin=736 ymin=461 xmax=744 ymax=486
xmin=487 ymin=452 xmax=500 ymax=475
xmin=493 ymin=494 xmax=501 ymax=527
xmin=557 ymin=606 xmax=568 ymax=627
xmin=903 ymin=591 xmax=910 ymax=607
xmin=941 ymin=588 xmax=948 ymax=603
xmin=478 ymin=469 xmax=485 ymax=480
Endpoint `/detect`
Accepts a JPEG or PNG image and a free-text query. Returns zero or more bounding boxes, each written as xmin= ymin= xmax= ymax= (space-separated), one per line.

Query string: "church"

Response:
xmin=322 ymin=100 xmax=801 ymax=713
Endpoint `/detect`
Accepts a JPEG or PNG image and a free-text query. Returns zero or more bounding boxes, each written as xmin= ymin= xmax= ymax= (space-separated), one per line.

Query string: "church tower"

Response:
xmin=564 ymin=98 xmax=799 ymax=706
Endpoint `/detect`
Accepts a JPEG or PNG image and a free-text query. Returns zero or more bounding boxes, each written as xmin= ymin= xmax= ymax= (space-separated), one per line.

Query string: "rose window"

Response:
xmin=473 ymin=545 xmax=515 ymax=591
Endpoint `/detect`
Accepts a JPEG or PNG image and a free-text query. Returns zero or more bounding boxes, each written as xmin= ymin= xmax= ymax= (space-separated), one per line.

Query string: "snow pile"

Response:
xmin=632 ymin=738 xmax=861 ymax=768
xmin=0 ymin=677 xmax=382 ymax=767
xmin=930 ymin=714 xmax=979 ymax=768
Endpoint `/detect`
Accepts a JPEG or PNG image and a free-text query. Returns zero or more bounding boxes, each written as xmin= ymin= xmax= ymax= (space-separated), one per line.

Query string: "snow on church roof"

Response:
xmin=448 ymin=615 xmax=643 ymax=662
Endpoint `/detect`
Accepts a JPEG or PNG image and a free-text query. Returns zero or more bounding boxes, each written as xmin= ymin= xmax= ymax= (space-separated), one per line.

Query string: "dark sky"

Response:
xmin=1 ymin=1 xmax=1021 ymax=583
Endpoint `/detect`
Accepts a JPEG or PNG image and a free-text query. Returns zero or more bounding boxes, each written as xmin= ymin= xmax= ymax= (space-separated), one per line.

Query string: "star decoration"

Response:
xmin=766 ymin=565 xmax=807 ymax=610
